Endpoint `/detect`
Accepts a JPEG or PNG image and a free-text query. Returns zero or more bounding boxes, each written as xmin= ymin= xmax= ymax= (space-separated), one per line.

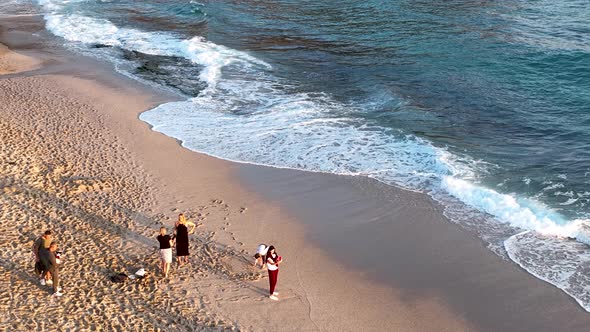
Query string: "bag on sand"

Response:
xmin=109 ymin=273 xmax=128 ymax=283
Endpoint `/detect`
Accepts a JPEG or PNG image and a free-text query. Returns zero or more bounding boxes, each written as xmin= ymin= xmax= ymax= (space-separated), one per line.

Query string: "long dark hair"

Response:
xmin=265 ymin=245 xmax=276 ymax=262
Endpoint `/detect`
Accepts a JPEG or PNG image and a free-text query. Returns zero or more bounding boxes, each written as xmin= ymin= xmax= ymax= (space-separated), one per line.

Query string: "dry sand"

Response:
xmin=1 ymin=17 xmax=590 ymax=332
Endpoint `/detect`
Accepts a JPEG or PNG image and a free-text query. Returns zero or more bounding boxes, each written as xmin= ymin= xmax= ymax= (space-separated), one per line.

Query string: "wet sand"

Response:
xmin=239 ymin=166 xmax=590 ymax=331
xmin=1 ymin=13 xmax=589 ymax=332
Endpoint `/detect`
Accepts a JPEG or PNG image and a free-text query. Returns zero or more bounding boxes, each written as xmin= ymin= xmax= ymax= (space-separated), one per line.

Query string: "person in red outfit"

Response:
xmin=265 ymin=245 xmax=282 ymax=301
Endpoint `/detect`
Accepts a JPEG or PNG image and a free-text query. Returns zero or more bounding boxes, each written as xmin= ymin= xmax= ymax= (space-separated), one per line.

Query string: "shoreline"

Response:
xmin=1 ymin=12 xmax=589 ymax=331
xmin=237 ymin=164 xmax=590 ymax=330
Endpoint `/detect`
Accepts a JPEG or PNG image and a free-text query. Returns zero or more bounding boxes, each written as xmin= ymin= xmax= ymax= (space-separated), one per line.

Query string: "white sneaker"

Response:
xmin=53 ymin=291 xmax=63 ymax=297
xmin=273 ymin=292 xmax=279 ymax=296
xmin=269 ymin=295 xmax=279 ymax=301
xmin=46 ymin=279 xmax=53 ymax=285
xmin=40 ymin=279 xmax=46 ymax=286
xmin=57 ymin=286 xmax=62 ymax=292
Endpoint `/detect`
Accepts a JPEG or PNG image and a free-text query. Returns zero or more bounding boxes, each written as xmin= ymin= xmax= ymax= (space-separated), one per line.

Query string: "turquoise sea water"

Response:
xmin=20 ymin=0 xmax=590 ymax=310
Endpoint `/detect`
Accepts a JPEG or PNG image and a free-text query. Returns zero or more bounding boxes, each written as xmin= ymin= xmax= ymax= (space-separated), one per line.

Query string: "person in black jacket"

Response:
xmin=32 ymin=230 xmax=52 ymax=284
xmin=39 ymin=242 xmax=62 ymax=297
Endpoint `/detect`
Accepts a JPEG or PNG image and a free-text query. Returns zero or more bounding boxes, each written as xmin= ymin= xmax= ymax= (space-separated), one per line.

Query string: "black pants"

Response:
xmin=34 ymin=261 xmax=45 ymax=276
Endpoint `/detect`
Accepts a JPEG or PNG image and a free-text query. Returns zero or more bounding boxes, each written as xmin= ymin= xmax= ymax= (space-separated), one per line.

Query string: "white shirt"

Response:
xmin=267 ymin=254 xmax=279 ymax=271
xmin=257 ymin=244 xmax=268 ymax=255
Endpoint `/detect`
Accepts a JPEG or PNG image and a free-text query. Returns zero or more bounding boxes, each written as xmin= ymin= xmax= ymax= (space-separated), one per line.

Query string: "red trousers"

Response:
xmin=268 ymin=269 xmax=279 ymax=295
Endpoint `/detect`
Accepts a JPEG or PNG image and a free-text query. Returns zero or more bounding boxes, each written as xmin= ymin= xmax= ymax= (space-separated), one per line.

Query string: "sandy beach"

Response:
xmin=1 ymin=14 xmax=590 ymax=332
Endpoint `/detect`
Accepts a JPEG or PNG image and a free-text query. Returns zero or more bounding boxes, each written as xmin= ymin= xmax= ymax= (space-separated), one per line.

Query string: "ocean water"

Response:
xmin=23 ymin=0 xmax=590 ymax=310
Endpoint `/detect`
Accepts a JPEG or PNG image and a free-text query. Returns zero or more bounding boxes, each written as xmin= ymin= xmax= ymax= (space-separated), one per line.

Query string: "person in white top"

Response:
xmin=265 ymin=245 xmax=282 ymax=301
xmin=253 ymin=244 xmax=268 ymax=268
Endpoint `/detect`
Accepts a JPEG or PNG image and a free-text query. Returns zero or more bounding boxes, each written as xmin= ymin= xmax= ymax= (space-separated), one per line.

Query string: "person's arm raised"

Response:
xmin=267 ymin=257 xmax=277 ymax=266
xmin=187 ymin=221 xmax=196 ymax=234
